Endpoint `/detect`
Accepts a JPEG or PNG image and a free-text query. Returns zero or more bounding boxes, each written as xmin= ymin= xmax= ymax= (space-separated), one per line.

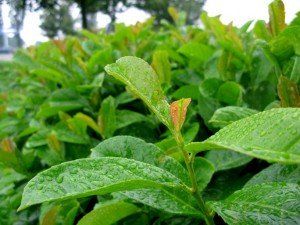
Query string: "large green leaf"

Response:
xmin=77 ymin=201 xmax=140 ymax=225
xmin=121 ymin=188 xmax=200 ymax=216
xmin=91 ymin=136 xmax=188 ymax=183
xmin=91 ymin=136 xmax=201 ymax=215
xmin=104 ymin=56 xmax=172 ymax=129
xmin=245 ymin=164 xmax=300 ymax=187
xmin=186 ymin=108 xmax=300 ymax=163
xmin=209 ymin=183 xmax=300 ymax=225
xmin=209 ymin=106 xmax=258 ymax=129
xmin=19 ymin=157 xmax=187 ymax=211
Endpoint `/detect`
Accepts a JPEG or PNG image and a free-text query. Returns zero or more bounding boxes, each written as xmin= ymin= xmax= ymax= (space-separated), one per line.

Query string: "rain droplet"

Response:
xmin=260 ymin=131 xmax=267 ymax=137
xmin=56 ymin=174 xmax=64 ymax=183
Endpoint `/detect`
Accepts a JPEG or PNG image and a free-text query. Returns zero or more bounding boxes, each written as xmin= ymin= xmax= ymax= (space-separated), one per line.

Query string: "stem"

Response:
xmin=174 ymin=132 xmax=214 ymax=225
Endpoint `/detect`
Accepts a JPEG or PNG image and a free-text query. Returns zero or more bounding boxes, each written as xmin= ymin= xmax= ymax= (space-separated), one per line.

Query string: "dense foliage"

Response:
xmin=0 ymin=1 xmax=299 ymax=224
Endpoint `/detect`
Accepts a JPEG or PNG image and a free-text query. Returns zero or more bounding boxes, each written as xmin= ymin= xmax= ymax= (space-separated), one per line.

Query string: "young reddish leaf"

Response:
xmin=277 ymin=76 xmax=300 ymax=107
xmin=269 ymin=0 xmax=286 ymax=36
xmin=170 ymin=98 xmax=191 ymax=132
xmin=0 ymin=138 xmax=16 ymax=153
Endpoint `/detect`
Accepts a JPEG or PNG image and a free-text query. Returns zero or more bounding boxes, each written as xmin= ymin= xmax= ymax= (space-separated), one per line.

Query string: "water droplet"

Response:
xmin=36 ymin=182 xmax=43 ymax=190
xmin=260 ymin=131 xmax=267 ymax=137
xmin=56 ymin=174 xmax=64 ymax=183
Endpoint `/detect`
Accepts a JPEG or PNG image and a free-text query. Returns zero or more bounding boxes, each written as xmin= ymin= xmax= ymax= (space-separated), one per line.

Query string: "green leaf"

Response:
xmin=19 ymin=157 xmax=186 ymax=211
xmin=197 ymin=78 xmax=222 ymax=123
xmin=209 ymin=106 xmax=258 ymax=129
xmin=0 ymin=150 xmax=26 ymax=174
xmin=121 ymin=188 xmax=200 ymax=216
xmin=98 ymin=96 xmax=117 ymax=138
xmin=209 ymin=183 xmax=300 ymax=225
xmin=37 ymin=89 xmax=89 ymax=118
xmin=291 ymin=56 xmax=300 ymax=83
xmin=245 ymin=164 xmax=300 ymax=187
xmin=205 ymin=150 xmax=252 ymax=171
xmin=91 ymin=136 xmax=202 ymax=215
xmin=203 ymin=168 xmax=251 ymax=201
xmin=186 ymin=108 xmax=300 ymax=163
xmin=75 ymin=113 xmax=101 ymax=135
xmin=40 ymin=200 xmax=79 ymax=225
xmin=104 ymin=56 xmax=171 ymax=129
xmin=178 ymin=42 xmax=214 ymax=65
xmin=151 ymin=50 xmax=171 ymax=84
xmin=31 ymin=68 xmax=65 ymax=84
xmin=268 ymin=0 xmax=286 ymax=36
xmin=77 ymin=201 xmax=140 ymax=225
xmin=253 ymin=20 xmax=272 ymax=41
xmin=115 ymin=110 xmax=153 ymax=130
xmin=172 ymin=85 xmax=200 ymax=100
xmin=91 ymin=136 xmax=188 ymax=182
xmin=216 ymin=81 xmax=243 ymax=106
xmin=193 ymin=157 xmax=215 ymax=191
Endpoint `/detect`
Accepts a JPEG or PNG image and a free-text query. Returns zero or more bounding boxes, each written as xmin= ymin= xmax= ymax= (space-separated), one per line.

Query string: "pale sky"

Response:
xmin=2 ymin=0 xmax=300 ymax=46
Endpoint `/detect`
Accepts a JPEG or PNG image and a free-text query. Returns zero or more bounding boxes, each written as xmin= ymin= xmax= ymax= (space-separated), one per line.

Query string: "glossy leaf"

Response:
xmin=186 ymin=108 xmax=300 ymax=163
xmin=121 ymin=188 xmax=200 ymax=216
xmin=90 ymin=136 xmax=201 ymax=215
xmin=104 ymin=56 xmax=172 ymax=129
xmin=91 ymin=136 xmax=188 ymax=183
xmin=209 ymin=106 xmax=258 ymax=129
xmin=77 ymin=201 xmax=140 ymax=225
xmin=245 ymin=164 xmax=300 ymax=187
xmin=19 ymin=157 xmax=186 ymax=210
xmin=209 ymin=183 xmax=300 ymax=225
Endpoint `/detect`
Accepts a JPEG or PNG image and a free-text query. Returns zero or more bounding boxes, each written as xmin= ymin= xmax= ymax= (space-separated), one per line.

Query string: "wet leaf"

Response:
xmin=105 ymin=56 xmax=171 ymax=129
xmin=186 ymin=108 xmax=300 ymax=163
xmin=19 ymin=157 xmax=187 ymax=211
xmin=210 ymin=183 xmax=300 ymax=225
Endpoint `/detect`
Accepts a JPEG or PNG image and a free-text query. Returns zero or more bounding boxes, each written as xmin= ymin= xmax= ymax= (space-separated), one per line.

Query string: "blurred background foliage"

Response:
xmin=0 ymin=0 xmax=299 ymax=224
xmin=1 ymin=0 xmax=206 ymax=46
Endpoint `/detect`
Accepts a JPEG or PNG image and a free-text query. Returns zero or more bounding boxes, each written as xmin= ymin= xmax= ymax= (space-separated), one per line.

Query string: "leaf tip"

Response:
xmin=170 ymin=98 xmax=191 ymax=132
